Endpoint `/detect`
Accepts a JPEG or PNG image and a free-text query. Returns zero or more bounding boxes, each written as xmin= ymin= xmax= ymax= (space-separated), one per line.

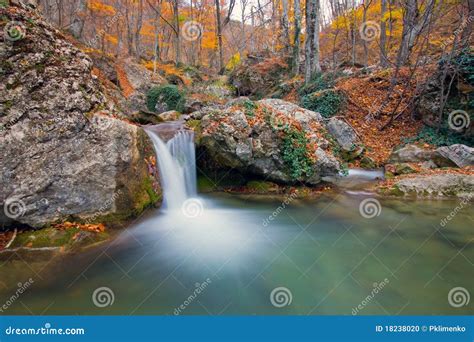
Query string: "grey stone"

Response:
xmin=436 ymin=144 xmax=474 ymax=168
xmin=0 ymin=6 xmax=160 ymax=229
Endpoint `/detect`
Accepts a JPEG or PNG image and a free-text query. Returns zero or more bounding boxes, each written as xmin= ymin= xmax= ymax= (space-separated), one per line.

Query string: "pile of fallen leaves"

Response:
xmin=52 ymin=222 xmax=106 ymax=233
xmin=116 ymin=64 xmax=135 ymax=98
xmin=336 ymin=66 xmax=436 ymax=165
xmin=0 ymin=231 xmax=15 ymax=250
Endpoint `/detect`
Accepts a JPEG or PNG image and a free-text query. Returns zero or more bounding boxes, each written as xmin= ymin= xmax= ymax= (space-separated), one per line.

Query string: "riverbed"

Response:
xmin=1 ymin=191 xmax=472 ymax=315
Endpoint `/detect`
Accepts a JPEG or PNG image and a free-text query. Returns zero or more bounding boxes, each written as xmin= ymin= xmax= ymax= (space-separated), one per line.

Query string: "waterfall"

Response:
xmin=145 ymin=128 xmax=197 ymax=211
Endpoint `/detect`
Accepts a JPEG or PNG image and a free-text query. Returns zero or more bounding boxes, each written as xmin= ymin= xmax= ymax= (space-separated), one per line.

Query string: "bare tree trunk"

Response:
xmin=281 ymin=0 xmax=290 ymax=53
xmin=135 ymin=0 xmax=144 ymax=60
xmin=379 ymin=0 xmax=389 ymax=66
xmin=69 ymin=0 xmax=87 ymax=39
xmin=304 ymin=0 xmax=315 ymax=84
xmin=215 ymin=0 xmax=224 ymax=72
xmin=398 ymin=0 xmax=435 ymax=65
xmin=153 ymin=2 xmax=161 ymax=74
xmin=173 ymin=0 xmax=181 ymax=65
xmin=362 ymin=0 xmax=371 ymax=67
xmin=312 ymin=0 xmax=322 ymax=74
xmin=292 ymin=0 xmax=301 ymax=75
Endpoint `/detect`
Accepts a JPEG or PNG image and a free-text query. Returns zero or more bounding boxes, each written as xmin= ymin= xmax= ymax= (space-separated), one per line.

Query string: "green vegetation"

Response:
xmin=300 ymin=89 xmax=345 ymax=118
xmin=281 ymin=127 xmax=314 ymax=180
xmin=402 ymin=126 xmax=474 ymax=147
xmin=146 ymin=85 xmax=185 ymax=112
xmin=241 ymin=100 xmax=257 ymax=117
xmin=298 ymin=72 xmax=341 ymax=96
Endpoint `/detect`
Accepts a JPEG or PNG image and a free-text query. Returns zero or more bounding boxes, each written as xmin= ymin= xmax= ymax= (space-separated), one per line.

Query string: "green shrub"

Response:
xmin=298 ymin=72 xmax=341 ymax=96
xmin=300 ymin=90 xmax=345 ymax=118
xmin=281 ymin=127 xmax=314 ymax=180
xmin=402 ymin=126 xmax=474 ymax=147
xmin=146 ymin=85 xmax=184 ymax=112
xmin=241 ymin=100 xmax=257 ymax=117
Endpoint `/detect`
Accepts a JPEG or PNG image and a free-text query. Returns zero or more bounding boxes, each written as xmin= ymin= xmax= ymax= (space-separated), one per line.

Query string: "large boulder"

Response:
xmin=229 ymin=56 xmax=288 ymax=97
xmin=196 ymin=99 xmax=341 ymax=185
xmin=390 ymin=174 xmax=474 ymax=198
xmin=389 ymin=144 xmax=474 ymax=168
xmin=436 ymin=144 xmax=474 ymax=168
xmin=389 ymin=144 xmax=454 ymax=167
xmin=0 ymin=4 xmax=160 ymax=229
xmin=117 ymin=57 xmax=166 ymax=114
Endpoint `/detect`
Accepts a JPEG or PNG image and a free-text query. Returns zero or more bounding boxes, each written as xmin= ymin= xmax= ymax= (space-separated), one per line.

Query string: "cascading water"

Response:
xmin=145 ymin=128 xmax=197 ymax=211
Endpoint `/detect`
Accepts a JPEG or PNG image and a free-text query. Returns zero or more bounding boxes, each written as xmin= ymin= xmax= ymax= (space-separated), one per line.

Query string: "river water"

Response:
xmin=0 ymin=128 xmax=472 ymax=315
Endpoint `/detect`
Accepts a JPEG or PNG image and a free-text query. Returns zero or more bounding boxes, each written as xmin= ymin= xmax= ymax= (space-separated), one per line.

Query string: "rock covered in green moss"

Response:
xmin=0 ymin=4 xmax=161 ymax=229
xmin=197 ymin=98 xmax=340 ymax=185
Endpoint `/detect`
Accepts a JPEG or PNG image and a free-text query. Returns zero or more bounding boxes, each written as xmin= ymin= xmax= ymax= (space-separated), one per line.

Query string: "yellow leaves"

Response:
xmin=104 ymin=33 xmax=118 ymax=45
xmin=88 ymin=0 xmax=116 ymax=15
xmin=225 ymin=52 xmax=241 ymax=71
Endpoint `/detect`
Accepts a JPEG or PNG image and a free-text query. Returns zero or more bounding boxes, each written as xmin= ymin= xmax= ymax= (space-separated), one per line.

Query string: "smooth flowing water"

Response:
xmin=0 ymin=128 xmax=472 ymax=316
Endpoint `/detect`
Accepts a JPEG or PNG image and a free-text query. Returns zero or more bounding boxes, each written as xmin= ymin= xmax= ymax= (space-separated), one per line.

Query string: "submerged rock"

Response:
xmin=0 ymin=4 xmax=160 ymax=229
xmin=197 ymin=99 xmax=341 ymax=185
xmin=389 ymin=174 xmax=474 ymax=198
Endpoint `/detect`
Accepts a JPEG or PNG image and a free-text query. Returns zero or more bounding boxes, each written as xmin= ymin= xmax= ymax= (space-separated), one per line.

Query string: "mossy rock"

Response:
xmin=11 ymin=227 xmax=109 ymax=250
xmin=246 ymin=180 xmax=279 ymax=193
xmin=360 ymin=156 xmax=377 ymax=169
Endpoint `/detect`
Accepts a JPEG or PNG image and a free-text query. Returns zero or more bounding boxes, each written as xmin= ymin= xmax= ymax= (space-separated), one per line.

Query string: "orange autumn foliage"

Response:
xmin=116 ymin=64 xmax=135 ymax=98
